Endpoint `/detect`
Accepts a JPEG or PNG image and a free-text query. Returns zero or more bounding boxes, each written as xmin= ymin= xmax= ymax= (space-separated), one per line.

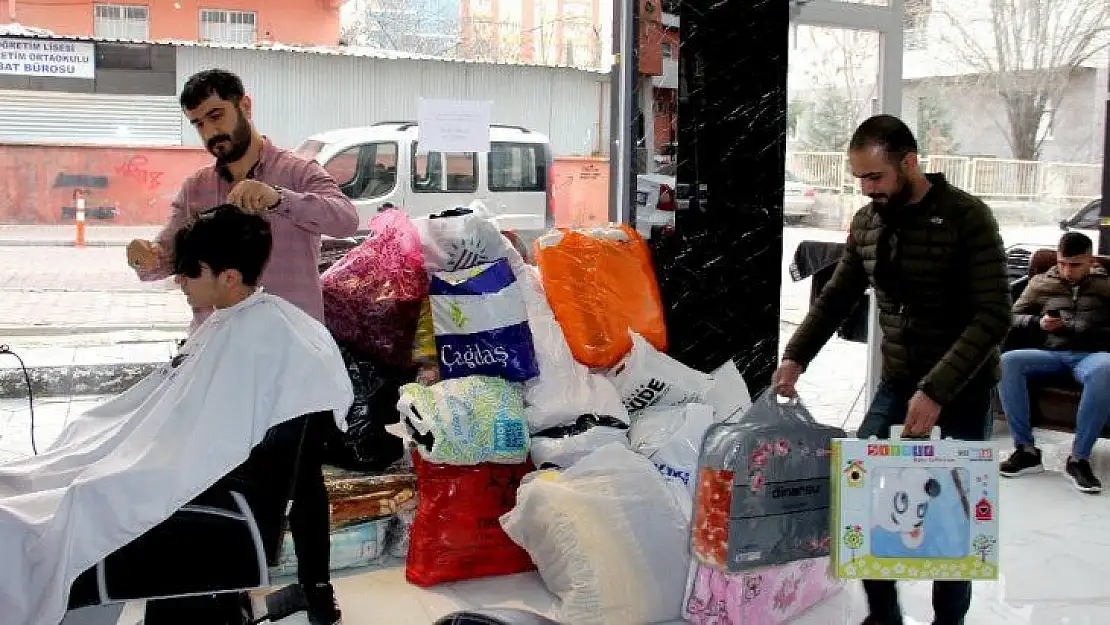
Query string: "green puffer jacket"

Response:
xmin=783 ymin=174 xmax=1011 ymax=406
xmin=1012 ymin=265 xmax=1110 ymax=353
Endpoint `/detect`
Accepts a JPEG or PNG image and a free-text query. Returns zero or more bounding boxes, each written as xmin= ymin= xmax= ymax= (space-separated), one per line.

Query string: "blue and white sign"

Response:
xmin=0 ymin=38 xmax=95 ymax=79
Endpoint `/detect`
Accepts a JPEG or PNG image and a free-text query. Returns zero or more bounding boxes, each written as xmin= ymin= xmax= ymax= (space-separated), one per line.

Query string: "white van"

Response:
xmin=295 ymin=122 xmax=554 ymax=236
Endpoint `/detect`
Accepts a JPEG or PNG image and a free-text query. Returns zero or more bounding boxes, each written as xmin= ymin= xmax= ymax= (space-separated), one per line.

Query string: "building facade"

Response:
xmin=648 ymin=7 xmax=678 ymax=159
xmin=459 ymin=0 xmax=602 ymax=68
xmin=1 ymin=0 xmax=343 ymax=46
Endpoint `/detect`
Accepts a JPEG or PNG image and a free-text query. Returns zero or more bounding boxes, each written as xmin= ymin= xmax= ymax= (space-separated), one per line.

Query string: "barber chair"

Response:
xmin=65 ymin=412 xmax=327 ymax=625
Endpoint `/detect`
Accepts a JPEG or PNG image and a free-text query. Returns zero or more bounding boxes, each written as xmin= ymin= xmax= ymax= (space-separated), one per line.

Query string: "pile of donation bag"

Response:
xmin=306 ymin=204 xmax=999 ymax=624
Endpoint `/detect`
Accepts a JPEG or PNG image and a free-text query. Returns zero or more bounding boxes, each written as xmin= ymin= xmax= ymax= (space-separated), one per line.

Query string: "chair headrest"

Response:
xmin=1029 ymin=249 xmax=1110 ymax=277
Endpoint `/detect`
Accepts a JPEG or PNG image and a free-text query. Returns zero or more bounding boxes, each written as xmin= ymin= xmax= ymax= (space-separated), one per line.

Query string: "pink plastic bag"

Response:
xmin=684 ymin=557 xmax=842 ymax=624
xmin=322 ymin=209 xmax=429 ymax=367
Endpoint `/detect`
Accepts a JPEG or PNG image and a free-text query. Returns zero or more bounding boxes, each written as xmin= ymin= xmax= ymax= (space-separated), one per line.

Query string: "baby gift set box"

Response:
xmin=830 ymin=427 xmax=1000 ymax=581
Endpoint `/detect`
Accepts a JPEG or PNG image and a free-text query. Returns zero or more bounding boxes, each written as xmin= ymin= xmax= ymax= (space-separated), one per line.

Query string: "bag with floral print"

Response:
xmin=690 ymin=390 xmax=845 ymax=573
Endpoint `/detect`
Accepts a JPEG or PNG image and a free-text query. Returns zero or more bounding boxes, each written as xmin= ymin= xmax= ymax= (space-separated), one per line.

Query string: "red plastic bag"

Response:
xmin=534 ymin=224 xmax=667 ymax=368
xmin=322 ymin=209 xmax=428 ymax=367
xmin=406 ymin=453 xmax=536 ymax=586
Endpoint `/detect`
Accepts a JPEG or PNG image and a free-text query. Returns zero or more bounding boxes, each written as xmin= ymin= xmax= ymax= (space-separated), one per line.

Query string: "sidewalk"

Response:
xmin=0 ymin=332 xmax=182 ymax=399
xmin=0 ymin=246 xmax=191 ymax=334
xmin=0 ymin=225 xmax=159 ymax=247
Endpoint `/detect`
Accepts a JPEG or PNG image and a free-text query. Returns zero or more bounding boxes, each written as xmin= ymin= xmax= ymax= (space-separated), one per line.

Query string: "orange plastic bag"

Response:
xmin=405 ymin=453 xmax=536 ymax=587
xmin=534 ymin=224 xmax=667 ymax=368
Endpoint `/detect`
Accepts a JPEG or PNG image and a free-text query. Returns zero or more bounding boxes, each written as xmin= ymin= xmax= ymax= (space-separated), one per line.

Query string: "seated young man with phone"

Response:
xmin=998 ymin=232 xmax=1110 ymax=493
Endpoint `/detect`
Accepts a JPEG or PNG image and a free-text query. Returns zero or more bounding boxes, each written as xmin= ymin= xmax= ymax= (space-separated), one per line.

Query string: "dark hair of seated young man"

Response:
xmin=172 ymin=205 xmax=273 ymax=286
xmin=1058 ymin=231 xmax=1094 ymax=259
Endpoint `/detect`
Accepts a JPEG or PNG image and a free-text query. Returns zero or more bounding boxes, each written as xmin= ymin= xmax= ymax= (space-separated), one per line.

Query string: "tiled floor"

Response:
xmin=9 ymin=392 xmax=1110 ymax=624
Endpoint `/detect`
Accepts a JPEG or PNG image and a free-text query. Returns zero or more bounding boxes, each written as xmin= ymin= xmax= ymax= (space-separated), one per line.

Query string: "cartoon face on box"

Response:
xmin=870 ymin=467 xmax=971 ymax=559
xmin=873 ymin=468 xmax=940 ymax=549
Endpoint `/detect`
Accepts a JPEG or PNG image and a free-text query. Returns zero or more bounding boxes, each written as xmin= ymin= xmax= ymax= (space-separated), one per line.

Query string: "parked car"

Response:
xmin=784 ymin=170 xmax=817 ymax=224
xmin=295 ymin=122 xmax=554 ymax=236
xmin=634 ymin=173 xmax=678 ymax=239
xmin=1004 ymin=198 xmax=1101 ymax=280
xmin=634 ymin=168 xmax=821 ymax=238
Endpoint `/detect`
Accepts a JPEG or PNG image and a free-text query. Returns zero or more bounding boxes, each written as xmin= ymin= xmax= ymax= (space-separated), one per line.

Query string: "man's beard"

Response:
xmin=206 ymin=109 xmax=253 ymax=165
xmin=870 ymin=172 xmax=914 ymax=213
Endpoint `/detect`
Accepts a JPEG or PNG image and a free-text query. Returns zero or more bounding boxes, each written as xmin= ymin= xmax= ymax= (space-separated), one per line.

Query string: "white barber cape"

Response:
xmin=0 ymin=291 xmax=354 ymax=625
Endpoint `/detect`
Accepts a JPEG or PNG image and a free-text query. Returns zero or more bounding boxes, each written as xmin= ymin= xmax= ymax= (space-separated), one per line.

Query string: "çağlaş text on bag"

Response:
xmin=322 ymin=208 xmax=428 ymax=368
xmin=412 ymin=205 xmax=514 ymax=366
xmin=691 ymin=390 xmax=845 ymax=573
xmin=830 ymin=426 xmax=1000 ymax=581
xmin=534 ymin=224 xmax=667 ymax=369
xmin=397 ymin=376 xmax=530 ymax=465
xmin=430 ymin=258 xmax=539 ymax=383
xmin=406 ymin=452 xmax=536 ymax=586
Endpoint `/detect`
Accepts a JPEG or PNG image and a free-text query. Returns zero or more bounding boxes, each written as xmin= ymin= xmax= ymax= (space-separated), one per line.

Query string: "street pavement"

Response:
xmin=0 ymin=245 xmax=190 ymax=333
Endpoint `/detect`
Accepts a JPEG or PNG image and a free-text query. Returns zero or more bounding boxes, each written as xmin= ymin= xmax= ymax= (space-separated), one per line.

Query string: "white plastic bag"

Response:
xmin=414 ymin=203 xmax=508 ymax=273
xmin=500 ymin=443 xmax=690 ymax=625
xmin=609 ymin=331 xmax=715 ymax=417
xmin=517 ymin=264 xmax=630 ymax=432
xmin=529 ymin=415 xmax=631 ymax=469
xmin=628 ymin=403 xmax=715 ymax=519
xmin=706 ymin=359 xmax=753 ymax=422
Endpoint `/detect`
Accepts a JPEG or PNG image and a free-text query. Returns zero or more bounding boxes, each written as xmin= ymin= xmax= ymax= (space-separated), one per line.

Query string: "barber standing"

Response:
xmin=773 ymin=115 xmax=1010 ymax=625
xmin=127 ymin=69 xmax=358 ymax=625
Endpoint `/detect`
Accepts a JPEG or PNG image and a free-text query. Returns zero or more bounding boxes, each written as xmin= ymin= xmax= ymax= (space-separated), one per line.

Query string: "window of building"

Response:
xmin=94 ymin=4 xmax=150 ymax=40
xmin=488 ymin=142 xmax=547 ymax=192
xmin=200 ymin=9 xmax=258 ymax=45
xmin=661 ymin=42 xmax=673 ymax=58
xmin=95 ymin=43 xmax=153 ymax=70
xmin=412 ymin=146 xmax=478 ymax=193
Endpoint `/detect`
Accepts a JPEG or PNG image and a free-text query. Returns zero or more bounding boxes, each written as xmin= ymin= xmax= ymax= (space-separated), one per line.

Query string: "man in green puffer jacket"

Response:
xmin=773 ymin=115 xmax=1011 ymax=625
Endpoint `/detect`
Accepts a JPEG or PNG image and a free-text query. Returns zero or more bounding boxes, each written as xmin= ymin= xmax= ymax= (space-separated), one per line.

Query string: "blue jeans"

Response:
xmin=856 ymin=377 xmax=992 ymax=625
xmin=998 ymin=350 xmax=1110 ymax=460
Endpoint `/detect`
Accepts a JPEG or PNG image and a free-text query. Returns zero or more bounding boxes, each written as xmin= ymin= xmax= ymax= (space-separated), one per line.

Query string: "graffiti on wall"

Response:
xmin=0 ymin=145 xmax=210 ymax=225
xmin=115 ymin=155 xmax=166 ymax=191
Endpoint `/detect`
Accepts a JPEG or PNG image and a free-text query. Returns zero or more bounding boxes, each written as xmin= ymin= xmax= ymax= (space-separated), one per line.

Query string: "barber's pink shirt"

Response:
xmin=139 ymin=139 xmax=359 ymax=329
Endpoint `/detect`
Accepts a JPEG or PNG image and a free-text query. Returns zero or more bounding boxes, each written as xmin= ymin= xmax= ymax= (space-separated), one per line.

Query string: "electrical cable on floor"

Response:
xmin=0 ymin=345 xmax=37 ymax=456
